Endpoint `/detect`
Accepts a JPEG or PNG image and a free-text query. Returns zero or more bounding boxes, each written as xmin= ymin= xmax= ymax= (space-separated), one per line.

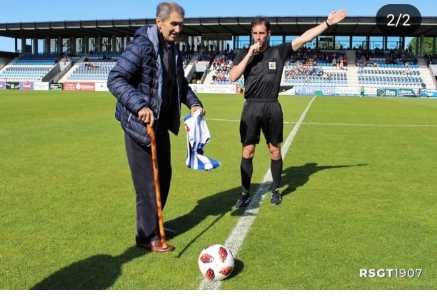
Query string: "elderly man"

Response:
xmin=108 ymin=2 xmax=205 ymax=252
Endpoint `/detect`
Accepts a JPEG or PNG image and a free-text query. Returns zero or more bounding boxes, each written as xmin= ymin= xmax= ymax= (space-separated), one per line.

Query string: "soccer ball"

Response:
xmin=198 ymin=244 xmax=234 ymax=281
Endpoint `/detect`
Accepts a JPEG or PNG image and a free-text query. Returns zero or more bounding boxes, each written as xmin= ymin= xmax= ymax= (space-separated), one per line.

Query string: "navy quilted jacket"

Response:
xmin=107 ymin=25 xmax=202 ymax=146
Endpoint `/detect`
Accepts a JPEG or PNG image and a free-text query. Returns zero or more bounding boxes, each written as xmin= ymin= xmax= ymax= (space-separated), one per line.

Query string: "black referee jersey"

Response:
xmin=233 ymin=42 xmax=294 ymax=100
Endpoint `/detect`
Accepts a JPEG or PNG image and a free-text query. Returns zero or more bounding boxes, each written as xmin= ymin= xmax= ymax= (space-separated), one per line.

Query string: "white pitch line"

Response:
xmin=301 ymin=122 xmax=437 ymax=127
xmin=206 ymin=118 xmax=240 ymax=122
xmin=198 ymin=95 xmax=318 ymax=290
xmin=205 ymin=118 xmax=437 ymax=127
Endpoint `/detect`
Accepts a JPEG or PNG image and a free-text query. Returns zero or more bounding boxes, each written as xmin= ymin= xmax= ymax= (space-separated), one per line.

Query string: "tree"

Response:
xmin=407 ymin=37 xmax=435 ymax=55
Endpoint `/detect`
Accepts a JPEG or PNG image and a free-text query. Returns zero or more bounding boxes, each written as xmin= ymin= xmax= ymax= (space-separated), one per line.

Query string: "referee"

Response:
xmin=230 ymin=10 xmax=347 ymax=207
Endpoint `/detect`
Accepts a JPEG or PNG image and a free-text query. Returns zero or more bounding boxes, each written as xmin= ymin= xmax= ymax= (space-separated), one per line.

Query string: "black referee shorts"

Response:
xmin=239 ymin=100 xmax=283 ymax=145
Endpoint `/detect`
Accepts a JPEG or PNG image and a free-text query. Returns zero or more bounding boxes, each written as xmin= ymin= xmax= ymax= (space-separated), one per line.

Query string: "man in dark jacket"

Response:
xmin=107 ymin=2 xmax=205 ymax=253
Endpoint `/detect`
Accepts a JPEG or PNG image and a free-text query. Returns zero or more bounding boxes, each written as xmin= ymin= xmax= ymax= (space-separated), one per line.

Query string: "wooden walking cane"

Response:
xmin=146 ymin=123 xmax=168 ymax=249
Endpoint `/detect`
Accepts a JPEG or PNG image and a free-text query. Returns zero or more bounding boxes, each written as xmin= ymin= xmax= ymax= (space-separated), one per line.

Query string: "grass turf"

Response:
xmin=0 ymin=91 xmax=436 ymax=289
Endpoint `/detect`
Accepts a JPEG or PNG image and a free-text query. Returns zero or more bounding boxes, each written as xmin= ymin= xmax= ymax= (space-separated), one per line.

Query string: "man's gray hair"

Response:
xmin=156 ymin=2 xmax=185 ymax=20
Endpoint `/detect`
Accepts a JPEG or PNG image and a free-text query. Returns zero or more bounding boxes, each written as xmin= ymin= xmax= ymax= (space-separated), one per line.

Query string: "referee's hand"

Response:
xmin=248 ymin=42 xmax=261 ymax=57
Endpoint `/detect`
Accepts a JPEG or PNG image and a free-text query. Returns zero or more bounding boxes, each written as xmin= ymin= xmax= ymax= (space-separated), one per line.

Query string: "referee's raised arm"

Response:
xmin=229 ymin=42 xmax=261 ymax=82
xmin=291 ymin=9 xmax=347 ymax=51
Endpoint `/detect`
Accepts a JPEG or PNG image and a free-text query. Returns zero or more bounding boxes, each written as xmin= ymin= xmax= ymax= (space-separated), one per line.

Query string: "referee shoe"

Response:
xmin=270 ymin=189 xmax=282 ymax=205
xmin=235 ymin=192 xmax=251 ymax=208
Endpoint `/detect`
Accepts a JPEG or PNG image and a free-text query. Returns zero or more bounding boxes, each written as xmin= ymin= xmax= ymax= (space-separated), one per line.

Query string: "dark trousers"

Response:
xmin=124 ymin=121 xmax=172 ymax=244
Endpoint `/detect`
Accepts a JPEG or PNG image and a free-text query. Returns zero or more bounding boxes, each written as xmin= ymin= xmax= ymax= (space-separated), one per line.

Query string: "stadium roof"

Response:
xmin=0 ymin=16 xmax=436 ymax=40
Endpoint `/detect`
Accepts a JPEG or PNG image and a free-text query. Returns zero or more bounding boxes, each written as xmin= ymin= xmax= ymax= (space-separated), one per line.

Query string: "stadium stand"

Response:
xmin=352 ymin=49 xmax=434 ymax=88
xmin=426 ymin=54 xmax=437 ymax=82
xmin=430 ymin=64 xmax=437 ymax=76
xmin=203 ymin=51 xmax=238 ymax=85
xmin=60 ymin=51 xmax=198 ymax=83
xmin=60 ymin=52 xmax=122 ymax=82
xmin=281 ymin=50 xmax=349 ymax=86
xmin=0 ymin=53 xmax=60 ymax=81
xmin=0 ymin=48 xmax=435 ymax=91
xmin=0 ymin=14 xmax=436 ymax=93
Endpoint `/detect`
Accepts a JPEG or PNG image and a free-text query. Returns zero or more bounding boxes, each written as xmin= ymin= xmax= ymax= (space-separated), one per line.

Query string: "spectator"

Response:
xmin=405 ymin=62 xmax=412 ymax=75
xmin=333 ymin=57 xmax=339 ymax=67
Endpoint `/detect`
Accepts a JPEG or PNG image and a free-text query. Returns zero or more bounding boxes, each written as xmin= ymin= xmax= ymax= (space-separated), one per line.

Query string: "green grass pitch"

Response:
xmin=1 ymin=90 xmax=436 ymax=290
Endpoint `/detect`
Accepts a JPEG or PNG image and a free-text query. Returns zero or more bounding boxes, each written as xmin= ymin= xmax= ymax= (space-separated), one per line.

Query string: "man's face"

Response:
xmin=156 ymin=10 xmax=183 ymax=43
xmin=251 ymin=24 xmax=270 ymax=50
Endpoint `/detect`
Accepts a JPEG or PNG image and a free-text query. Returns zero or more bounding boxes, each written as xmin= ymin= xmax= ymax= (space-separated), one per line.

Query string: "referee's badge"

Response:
xmin=269 ymin=62 xmax=276 ymax=70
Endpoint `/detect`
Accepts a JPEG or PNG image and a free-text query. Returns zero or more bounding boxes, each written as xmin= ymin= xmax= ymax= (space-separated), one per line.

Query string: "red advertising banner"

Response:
xmin=63 ymin=82 xmax=95 ymax=91
xmin=19 ymin=81 xmax=34 ymax=90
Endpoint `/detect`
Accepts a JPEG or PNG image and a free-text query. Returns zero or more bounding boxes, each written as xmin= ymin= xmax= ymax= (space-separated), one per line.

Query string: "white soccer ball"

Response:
xmin=198 ymin=244 xmax=234 ymax=281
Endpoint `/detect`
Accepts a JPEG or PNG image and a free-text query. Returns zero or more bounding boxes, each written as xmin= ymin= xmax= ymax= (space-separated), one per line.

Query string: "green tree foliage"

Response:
xmin=407 ymin=37 xmax=435 ymax=54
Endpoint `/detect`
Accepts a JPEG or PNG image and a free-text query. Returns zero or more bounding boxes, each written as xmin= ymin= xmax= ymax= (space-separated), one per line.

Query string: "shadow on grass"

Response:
xmin=226 ymin=259 xmax=244 ymax=280
xmin=30 ymin=163 xmax=365 ymax=289
xmin=30 ymin=246 xmax=145 ymax=290
xmin=166 ymin=184 xmax=249 ymax=258
xmin=281 ymin=162 xmax=368 ymax=197
xmin=165 ymin=184 xmax=246 ymax=236
xmin=167 ymin=162 xmax=366 ymax=257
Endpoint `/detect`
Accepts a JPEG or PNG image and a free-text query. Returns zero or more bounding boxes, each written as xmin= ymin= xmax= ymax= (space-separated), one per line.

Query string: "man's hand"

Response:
xmin=191 ymin=105 xmax=205 ymax=116
xmin=247 ymin=42 xmax=261 ymax=57
xmin=327 ymin=9 xmax=347 ymax=26
xmin=138 ymin=107 xmax=155 ymax=126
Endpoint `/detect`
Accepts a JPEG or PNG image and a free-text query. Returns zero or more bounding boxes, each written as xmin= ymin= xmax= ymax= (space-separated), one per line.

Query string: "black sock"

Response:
xmin=271 ymin=158 xmax=283 ymax=191
xmin=240 ymin=157 xmax=253 ymax=194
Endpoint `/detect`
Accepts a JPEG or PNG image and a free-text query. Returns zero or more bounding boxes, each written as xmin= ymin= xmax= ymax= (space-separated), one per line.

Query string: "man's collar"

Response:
xmin=158 ymin=31 xmax=173 ymax=50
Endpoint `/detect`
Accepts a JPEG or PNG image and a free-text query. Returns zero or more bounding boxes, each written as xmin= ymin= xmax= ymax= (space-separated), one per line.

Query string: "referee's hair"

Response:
xmin=251 ymin=16 xmax=271 ymax=31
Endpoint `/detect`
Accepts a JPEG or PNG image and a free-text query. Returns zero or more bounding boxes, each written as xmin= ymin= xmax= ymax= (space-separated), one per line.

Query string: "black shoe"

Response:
xmin=235 ymin=192 xmax=251 ymax=208
xmin=270 ymin=189 xmax=282 ymax=205
xmin=164 ymin=228 xmax=177 ymax=237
